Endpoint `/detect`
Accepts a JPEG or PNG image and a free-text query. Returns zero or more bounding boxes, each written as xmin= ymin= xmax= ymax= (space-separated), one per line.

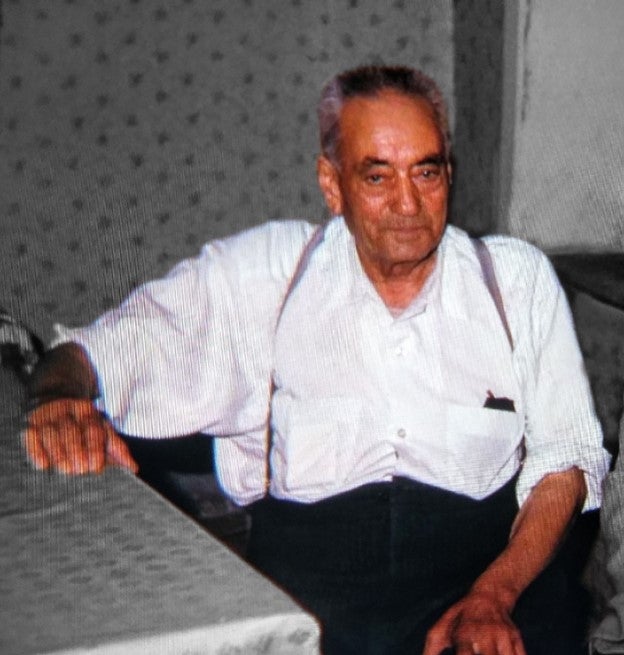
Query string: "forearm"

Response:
xmin=470 ymin=466 xmax=587 ymax=611
xmin=26 ymin=342 xmax=99 ymax=406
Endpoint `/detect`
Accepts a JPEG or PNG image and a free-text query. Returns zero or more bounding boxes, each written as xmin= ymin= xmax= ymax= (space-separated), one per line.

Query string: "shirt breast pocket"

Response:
xmin=445 ymin=404 xmax=524 ymax=488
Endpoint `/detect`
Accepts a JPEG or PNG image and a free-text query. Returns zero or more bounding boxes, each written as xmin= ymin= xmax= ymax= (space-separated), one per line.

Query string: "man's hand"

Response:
xmin=23 ymin=398 xmax=138 ymax=475
xmin=424 ymin=590 xmax=526 ymax=655
xmin=424 ymin=467 xmax=586 ymax=655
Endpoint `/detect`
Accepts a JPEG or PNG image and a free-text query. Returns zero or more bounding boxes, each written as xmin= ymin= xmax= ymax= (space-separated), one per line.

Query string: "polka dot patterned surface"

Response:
xmin=0 ymin=0 xmax=455 ymax=340
xmin=0 ymin=370 xmax=319 ymax=654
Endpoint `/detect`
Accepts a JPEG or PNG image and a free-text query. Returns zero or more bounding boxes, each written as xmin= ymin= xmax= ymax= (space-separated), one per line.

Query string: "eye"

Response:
xmin=366 ymin=173 xmax=384 ymax=185
xmin=420 ymin=167 xmax=441 ymax=179
xmin=413 ymin=165 xmax=444 ymax=185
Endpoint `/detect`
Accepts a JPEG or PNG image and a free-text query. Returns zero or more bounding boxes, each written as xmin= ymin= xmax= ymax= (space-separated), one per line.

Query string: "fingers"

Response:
xmin=455 ymin=644 xmax=477 ymax=655
xmin=22 ymin=424 xmax=50 ymax=470
xmin=422 ymin=631 xmax=449 ymax=655
xmin=424 ymin=602 xmax=526 ymax=655
xmin=453 ymin=632 xmax=526 ymax=655
xmin=39 ymin=414 xmax=92 ymax=474
xmin=105 ymin=426 xmax=139 ymax=474
xmin=442 ymin=628 xmax=526 ymax=655
xmin=23 ymin=398 xmax=133 ymax=475
xmin=422 ymin=610 xmax=454 ymax=655
xmin=31 ymin=404 xmax=105 ymax=474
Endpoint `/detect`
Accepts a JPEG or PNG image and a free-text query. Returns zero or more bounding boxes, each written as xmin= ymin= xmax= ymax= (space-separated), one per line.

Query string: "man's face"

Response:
xmin=318 ymin=90 xmax=451 ymax=280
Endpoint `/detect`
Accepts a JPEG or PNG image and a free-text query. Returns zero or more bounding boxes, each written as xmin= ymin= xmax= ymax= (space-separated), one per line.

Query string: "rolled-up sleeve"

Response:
xmin=515 ymin=253 xmax=610 ymax=510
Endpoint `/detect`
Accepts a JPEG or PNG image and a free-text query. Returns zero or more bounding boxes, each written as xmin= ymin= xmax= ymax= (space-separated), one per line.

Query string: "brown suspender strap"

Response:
xmin=472 ymin=238 xmax=514 ymax=351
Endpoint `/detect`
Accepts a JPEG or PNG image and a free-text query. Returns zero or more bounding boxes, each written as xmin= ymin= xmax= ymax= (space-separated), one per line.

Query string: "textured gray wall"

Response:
xmin=500 ymin=0 xmax=624 ymax=252
xmin=450 ymin=0 xmax=504 ymax=236
xmin=0 ymin=0 xmax=454 ymax=338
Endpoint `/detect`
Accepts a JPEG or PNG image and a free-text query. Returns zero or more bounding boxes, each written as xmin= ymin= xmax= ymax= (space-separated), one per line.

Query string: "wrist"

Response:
xmin=469 ymin=579 xmax=520 ymax=614
xmin=23 ymin=394 xmax=97 ymax=415
xmin=22 ymin=393 xmax=96 ymax=414
xmin=25 ymin=343 xmax=100 ymax=412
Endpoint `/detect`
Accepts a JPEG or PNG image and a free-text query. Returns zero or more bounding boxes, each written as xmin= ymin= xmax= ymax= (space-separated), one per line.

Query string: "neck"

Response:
xmin=359 ymin=251 xmax=438 ymax=310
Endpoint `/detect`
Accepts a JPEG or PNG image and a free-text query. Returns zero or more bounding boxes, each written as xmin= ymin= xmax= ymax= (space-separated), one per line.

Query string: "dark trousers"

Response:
xmin=248 ymin=477 xmax=586 ymax=655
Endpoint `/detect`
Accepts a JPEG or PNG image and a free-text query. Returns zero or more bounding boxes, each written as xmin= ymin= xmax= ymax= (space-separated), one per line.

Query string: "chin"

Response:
xmin=386 ymin=236 xmax=437 ymax=263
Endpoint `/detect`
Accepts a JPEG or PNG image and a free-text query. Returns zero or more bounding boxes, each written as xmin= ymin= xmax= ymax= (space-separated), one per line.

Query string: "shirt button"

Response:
xmin=397 ymin=428 xmax=407 ymax=438
xmin=394 ymin=346 xmax=403 ymax=356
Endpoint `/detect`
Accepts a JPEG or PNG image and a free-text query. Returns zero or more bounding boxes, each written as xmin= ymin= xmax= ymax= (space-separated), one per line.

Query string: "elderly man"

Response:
xmin=24 ymin=66 xmax=609 ymax=655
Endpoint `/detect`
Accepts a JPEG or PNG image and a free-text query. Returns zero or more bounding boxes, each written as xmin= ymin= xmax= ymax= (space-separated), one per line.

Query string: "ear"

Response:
xmin=317 ymin=155 xmax=343 ymax=216
xmin=446 ymin=162 xmax=453 ymax=186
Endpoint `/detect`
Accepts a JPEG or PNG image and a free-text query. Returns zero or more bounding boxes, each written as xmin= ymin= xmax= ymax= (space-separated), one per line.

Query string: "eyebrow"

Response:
xmin=418 ymin=154 xmax=447 ymax=166
xmin=358 ymin=154 xmax=447 ymax=172
xmin=359 ymin=157 xmax=390 ymax=169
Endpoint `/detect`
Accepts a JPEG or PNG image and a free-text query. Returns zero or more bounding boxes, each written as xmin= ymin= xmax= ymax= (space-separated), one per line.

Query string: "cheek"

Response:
xmin=363 ymin=197 xmax=387 ymax=221
xmin=346 ymin=193 xmax=386 ymax=227
xmin=424 ymin=191 xmax=449 ymax=219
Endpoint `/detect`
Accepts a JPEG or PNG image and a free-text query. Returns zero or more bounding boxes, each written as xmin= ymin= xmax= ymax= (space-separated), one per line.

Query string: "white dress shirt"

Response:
xmin=54 ymin=217 xmax=610 ymax=508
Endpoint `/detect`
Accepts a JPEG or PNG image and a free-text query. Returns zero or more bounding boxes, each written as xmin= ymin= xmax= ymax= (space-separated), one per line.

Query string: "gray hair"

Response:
xmin=317 ymin=65 xmax=451 ymax=167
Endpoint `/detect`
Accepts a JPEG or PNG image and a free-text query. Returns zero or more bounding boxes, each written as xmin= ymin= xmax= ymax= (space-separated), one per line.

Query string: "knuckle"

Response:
xmin=428 ymin=624 xmax=443 ymax=639
xmin=73 ymin=399 xmax=97 ymax=418
xmin=88 ymin=425 xmax=106 ymax=446
xmin=26 ymin=407 xmax=49 ymax=427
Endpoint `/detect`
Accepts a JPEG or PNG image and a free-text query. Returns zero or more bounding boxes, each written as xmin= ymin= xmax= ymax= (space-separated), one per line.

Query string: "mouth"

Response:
xmin=386 ymin=223 xmax=427 ymax=237
xmin=383 ymin=216 xmax=427 ymax=230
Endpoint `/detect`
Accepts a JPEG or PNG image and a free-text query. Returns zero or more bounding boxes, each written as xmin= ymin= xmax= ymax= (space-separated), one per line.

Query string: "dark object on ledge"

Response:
xmin=551 ymin=253 xmax=624 ymax=311
xmin=0 ymin=307 xmax=45 ymax=382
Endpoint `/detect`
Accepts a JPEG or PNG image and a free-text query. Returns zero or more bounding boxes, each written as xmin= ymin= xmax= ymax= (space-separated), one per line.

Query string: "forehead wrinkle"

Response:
xmin=352 ymin=117 xmax=443 ymax=157
xmin=337 ymin=92 xmax=445 ymax=171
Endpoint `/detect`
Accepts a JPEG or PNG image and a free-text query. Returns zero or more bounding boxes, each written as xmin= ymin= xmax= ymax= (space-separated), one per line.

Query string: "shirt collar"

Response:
xmin=334 ymin=216 xmax=448 ymax=320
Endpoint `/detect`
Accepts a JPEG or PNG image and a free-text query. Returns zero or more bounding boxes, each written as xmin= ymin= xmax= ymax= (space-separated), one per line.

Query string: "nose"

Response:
xmin=393 ymin=175 xmax=421 ymax=216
